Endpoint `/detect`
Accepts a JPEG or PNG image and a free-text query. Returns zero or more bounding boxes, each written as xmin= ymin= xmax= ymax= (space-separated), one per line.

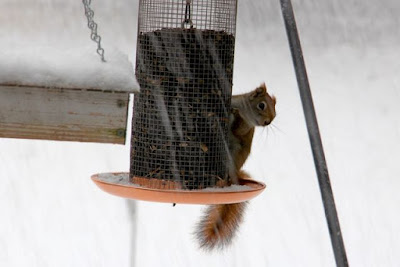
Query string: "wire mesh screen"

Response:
xmin=130 ymin=0 xmax=238 ymax=190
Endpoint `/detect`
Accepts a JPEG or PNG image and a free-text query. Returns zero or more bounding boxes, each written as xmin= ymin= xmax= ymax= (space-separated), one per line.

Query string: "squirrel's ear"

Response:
xmin=271 ymin=95 xmax=276 ymax=105
xmin=260 ymin=82 xmax=267 ymax=92
xmin=256 ymin=83 xmax=267 ymax=94
xmin=251 ymin=83 xmax=267 ymax=99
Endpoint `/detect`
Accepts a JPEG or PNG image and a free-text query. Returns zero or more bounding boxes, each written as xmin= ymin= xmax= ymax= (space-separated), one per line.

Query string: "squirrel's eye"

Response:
xmin=257 ymin=101 xmax=266 ymax=111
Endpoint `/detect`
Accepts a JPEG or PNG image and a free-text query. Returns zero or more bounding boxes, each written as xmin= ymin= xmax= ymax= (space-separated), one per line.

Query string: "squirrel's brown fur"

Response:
xmin=196 ymin=200 xmax=249 ymax=250
xmin=195 ymin=83 xmax=276 ymax=250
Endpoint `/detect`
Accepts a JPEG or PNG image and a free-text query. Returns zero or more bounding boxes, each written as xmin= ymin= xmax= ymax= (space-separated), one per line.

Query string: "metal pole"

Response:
xmin=126 ymin=199 xmax=137 ymax=267
xmin=279 ymin=0 xmax=349 ymax=266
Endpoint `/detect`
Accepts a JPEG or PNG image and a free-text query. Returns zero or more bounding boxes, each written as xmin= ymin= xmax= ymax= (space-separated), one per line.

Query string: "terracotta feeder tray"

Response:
xmin=91 ymin=172 xmax=266 ymax=205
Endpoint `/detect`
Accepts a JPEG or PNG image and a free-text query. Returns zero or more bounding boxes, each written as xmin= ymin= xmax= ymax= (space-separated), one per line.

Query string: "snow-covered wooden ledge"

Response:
xmin=0 ymin=46 xmax=140 ymax=144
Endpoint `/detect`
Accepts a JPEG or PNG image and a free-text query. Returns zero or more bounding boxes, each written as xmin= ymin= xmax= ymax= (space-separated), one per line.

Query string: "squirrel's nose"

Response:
xmin=264 ymin=119 xmax=271 ymax=126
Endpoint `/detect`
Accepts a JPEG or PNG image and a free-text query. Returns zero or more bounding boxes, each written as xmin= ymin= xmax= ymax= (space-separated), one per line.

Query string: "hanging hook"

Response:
xmin=181 ymin=0 xmax=194 ymax=28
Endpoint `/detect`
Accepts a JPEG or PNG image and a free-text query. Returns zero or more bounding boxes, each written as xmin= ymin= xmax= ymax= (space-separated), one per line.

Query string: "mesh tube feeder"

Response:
xmin=91 ymin=0 xmax=265 ymax=204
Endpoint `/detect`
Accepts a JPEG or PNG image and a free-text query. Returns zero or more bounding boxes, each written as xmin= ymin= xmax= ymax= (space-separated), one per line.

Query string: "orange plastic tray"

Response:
xmin=91 ymin=172 xmax=266 ymax=205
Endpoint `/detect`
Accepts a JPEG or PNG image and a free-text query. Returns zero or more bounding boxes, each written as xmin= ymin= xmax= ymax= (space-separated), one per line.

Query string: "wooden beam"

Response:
xmin=0 ymin=85 xmax=131 ymax=144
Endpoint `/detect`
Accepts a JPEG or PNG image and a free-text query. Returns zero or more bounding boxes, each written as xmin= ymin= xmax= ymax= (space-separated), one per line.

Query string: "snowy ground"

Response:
xmin=1 ymin=0 xmax=400 ymax=267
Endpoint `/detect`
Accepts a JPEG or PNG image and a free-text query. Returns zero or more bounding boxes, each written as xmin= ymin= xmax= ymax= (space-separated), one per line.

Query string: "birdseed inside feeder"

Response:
xmin=130 ymin=0 xmax=237 ymax=190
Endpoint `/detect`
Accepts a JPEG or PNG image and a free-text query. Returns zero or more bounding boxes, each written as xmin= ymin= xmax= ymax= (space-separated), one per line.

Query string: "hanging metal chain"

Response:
xmin=181 ymin=0 xmax=194 ymax=28
xmin=82 ymin=0 xmax=106 ymax=62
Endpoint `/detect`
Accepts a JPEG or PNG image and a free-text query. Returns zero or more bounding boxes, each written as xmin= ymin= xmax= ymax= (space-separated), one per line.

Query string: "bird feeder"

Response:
xmin=92 ymin=0 xmax=265 ymax=204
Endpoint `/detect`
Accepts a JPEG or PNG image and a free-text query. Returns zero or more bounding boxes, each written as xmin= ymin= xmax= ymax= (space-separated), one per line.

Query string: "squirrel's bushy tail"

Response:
xmin=195 ymin=201 xmax=248 ymax=250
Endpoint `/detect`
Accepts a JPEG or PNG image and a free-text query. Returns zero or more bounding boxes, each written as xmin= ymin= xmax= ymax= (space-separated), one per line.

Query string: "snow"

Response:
xmin=96 ymin=173 xmax=252 ymax=192
xmin=200 ymin=184 xmax=252 ymax=192
xmin=0 ymin=45 xmax=140 ymax=92
xmin=97 ymin=172 xmax=134 ymax=186
xmin=1 ymin=0 xmax=400 ymax=267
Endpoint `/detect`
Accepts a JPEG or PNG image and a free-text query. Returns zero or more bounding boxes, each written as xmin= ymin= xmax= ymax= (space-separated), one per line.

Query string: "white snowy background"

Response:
xmin=1 ymin=0 xmax=399 ymax=266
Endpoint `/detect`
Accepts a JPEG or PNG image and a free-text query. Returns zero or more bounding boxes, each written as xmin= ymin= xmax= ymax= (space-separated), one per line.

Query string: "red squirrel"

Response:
xmin=195 ymin=83 xmax=276 ymax=250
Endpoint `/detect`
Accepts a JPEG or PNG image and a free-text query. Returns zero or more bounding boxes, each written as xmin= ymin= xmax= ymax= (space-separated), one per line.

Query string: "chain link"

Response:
xmin=82 ymin=0 xmax=106 ymax=62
